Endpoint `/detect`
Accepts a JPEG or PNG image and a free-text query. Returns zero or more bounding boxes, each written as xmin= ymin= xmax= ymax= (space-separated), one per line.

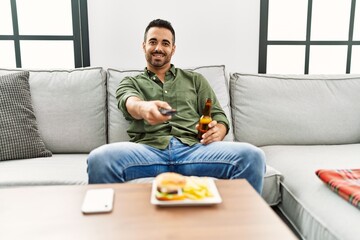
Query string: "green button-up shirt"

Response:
xmin=116 ymin=65 xmax=229 ymax=149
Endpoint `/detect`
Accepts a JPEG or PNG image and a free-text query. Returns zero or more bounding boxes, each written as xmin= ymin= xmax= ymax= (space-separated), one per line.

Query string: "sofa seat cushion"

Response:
xmin=0 ymin=155 xmax=281 ymax=206
xmin=107 ymin=65 xmax=234 ymax=143
xmin=129 ymin=164 xmax=282 ymax=206
xmin=262 ymin=144 xmax=360 ymax=240
xmin=0 ymin=154 xmax=88 ymax=187
xmin=261 ymin=164 xmax=283 ymax=205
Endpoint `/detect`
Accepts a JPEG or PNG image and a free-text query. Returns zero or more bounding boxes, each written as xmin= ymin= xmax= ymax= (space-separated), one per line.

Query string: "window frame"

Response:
xmin=259 ymin=0 xmax=359 ymax=74
xmin=0 ymin=0 xmax=90 ymax=68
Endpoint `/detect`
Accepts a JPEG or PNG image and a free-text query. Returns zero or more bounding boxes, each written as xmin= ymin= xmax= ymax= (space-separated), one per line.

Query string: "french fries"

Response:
xmin=183 ymin=176 xmax=213 ymax=200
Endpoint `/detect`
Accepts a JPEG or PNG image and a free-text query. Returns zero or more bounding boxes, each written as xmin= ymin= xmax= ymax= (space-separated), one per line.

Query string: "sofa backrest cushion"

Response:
xmin=107 ymin=69 xmax=142 ymax=143
xmin=230 ymin=73 xmax=360 ymax=146
xmin=0 ymin=67 xmax=107 ymax=153
xmin=107 ymin=65 xmax=234 ymax=143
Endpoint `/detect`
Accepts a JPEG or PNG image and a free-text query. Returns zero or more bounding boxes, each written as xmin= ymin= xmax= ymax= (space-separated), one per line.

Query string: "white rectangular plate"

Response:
xmin=150 ymin=178 xmax=222 ymax=206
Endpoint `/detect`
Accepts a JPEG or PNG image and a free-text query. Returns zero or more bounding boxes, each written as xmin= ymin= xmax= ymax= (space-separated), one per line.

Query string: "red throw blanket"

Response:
xmin=316 ymin=169 xmax=360 ymax=209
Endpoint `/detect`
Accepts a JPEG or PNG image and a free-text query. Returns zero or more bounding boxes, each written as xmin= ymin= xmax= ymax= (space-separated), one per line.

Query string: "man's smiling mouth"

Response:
xmin=152 ymin=53 xmax=165 ymax=58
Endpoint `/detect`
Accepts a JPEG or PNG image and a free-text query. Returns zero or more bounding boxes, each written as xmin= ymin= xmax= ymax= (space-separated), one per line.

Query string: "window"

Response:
xmin=0 ymin=0 xmax=90 ymax=68
xmin=259 ymin=0 xmax=359 ymax=74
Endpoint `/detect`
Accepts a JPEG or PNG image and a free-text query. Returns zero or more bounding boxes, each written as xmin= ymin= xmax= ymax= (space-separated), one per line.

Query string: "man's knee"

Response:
xmin=242 ymin=144 xmax=266 ymax=177
xmin=243 ymin=145 xmax=266 ymax=193
xmin=88 ymin=147 xmax=107 ymax=170
xmin=229 ymin=143 xmax=266 ymax=180
xmin=87 ymin=146 xmax=116 ymax=183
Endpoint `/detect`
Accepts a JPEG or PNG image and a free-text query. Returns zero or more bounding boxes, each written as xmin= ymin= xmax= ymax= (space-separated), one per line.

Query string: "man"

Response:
xmin=87 ymin=19 xmax=266 ymax=193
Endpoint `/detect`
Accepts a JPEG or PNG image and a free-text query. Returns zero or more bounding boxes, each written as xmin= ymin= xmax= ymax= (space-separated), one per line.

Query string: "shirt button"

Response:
xmin=152 ymin=77 xmax=156 ymax=80
xmin=164 ymin=90 xmax=168 ymax=93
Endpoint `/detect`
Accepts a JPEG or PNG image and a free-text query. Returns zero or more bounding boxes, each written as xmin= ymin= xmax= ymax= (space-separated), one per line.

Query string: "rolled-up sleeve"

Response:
xmin=115 ymin=76 xmax=143 ymax=120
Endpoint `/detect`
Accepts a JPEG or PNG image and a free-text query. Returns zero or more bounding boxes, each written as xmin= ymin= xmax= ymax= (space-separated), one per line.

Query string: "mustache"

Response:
xmin=152 ymin=50 xmax=165 ymax=55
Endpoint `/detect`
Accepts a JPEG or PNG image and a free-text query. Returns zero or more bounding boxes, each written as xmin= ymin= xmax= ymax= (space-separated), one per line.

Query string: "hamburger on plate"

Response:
xmin=155 ymin=172 xmax=187 ymax=201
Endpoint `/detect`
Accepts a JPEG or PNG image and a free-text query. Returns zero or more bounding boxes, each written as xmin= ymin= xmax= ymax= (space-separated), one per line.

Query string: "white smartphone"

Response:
xmin=81 ymin=188 xmax=114 ymax=214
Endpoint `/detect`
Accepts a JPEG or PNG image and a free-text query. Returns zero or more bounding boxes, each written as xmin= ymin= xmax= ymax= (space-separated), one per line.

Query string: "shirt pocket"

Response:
xmin=176 ymin=91 xmax=198 ymax=118
xmin=141 ymin=86 xmax=160 ymax=101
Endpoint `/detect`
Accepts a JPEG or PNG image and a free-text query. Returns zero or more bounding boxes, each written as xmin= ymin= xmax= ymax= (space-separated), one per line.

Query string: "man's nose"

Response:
xmin=155 ymin=44 xmax=162 ymax=52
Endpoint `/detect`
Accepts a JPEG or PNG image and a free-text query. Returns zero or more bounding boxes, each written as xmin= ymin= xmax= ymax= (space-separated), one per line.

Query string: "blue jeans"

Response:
xmin=87 ymin=137 xmax=266 ymax=193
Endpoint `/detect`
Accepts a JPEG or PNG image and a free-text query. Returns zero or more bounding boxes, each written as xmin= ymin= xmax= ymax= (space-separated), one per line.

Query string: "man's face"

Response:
xmin=143 ymin=27 xmax=176 ymax=71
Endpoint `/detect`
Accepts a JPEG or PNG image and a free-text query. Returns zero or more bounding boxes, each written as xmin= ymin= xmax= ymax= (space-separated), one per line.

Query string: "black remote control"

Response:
xmin=159 ymin=108 xmax=177 ymax=116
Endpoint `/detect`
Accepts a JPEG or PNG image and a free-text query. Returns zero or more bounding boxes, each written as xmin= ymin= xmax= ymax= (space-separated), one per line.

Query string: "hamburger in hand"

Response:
xmin=155 ymin=172 xmax=187 ymax=201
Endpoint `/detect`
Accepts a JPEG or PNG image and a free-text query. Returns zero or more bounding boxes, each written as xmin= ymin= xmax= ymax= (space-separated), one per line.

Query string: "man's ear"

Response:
xmin=171 ymin=44 xmax=176 ymax=56
xmin=142 ymin=42 xmax=146 ymax=52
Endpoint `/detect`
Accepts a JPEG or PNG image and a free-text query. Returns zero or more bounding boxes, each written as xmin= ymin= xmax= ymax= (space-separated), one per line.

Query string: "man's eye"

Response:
xmin=149 ymin=41 xmax=156 ymax=45
xmin=163 ymin=42 xmax=170 ymax=47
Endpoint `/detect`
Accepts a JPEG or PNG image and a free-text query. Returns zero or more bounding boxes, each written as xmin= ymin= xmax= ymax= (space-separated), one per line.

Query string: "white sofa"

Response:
xmin=1 ymin=66 xmax=359 ymax=240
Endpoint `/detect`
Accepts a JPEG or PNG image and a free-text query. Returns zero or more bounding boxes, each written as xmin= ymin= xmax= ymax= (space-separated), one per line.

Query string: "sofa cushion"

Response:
xmin=0 ymin=71 xmax=52 ymax=161
xmin=230 ymin=73 xmax=360 ymax=146
xmin=0 ymin=67 xmax=107 ymax=153
xmin=262 ymin=144 xmax=360 ymax=240
xmin=0 ymin=154 xmax=88 ymax=187
xmin=107 ymin=69 xmax=142 ymax=143
xmin=261 ymin=164 xmax=283 ymax=206
xmin=107 ymin=65 xmax=234 ymax=143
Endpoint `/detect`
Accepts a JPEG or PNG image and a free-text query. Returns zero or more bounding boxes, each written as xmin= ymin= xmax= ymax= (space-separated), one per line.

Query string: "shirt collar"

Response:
xmin=145 ymin=64 xmax=176 ymax=78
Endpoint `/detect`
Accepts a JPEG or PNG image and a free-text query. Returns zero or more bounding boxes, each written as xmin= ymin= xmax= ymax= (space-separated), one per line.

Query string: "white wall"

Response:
xmin=88 ymin=0 xmax=260 ymax=73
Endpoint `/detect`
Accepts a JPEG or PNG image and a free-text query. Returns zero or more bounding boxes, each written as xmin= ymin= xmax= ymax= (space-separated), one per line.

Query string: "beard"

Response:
xmin=145 ymin=50 xmax=171 ymax=68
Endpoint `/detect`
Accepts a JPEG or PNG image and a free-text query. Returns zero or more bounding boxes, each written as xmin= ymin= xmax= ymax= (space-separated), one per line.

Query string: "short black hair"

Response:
xmin=144 ymin=19 xmax=175 ymax=44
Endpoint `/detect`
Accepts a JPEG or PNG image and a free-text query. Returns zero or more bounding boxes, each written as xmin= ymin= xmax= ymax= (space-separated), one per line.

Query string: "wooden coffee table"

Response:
xmin=0 ymin=180 xmax=297 ymax=240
